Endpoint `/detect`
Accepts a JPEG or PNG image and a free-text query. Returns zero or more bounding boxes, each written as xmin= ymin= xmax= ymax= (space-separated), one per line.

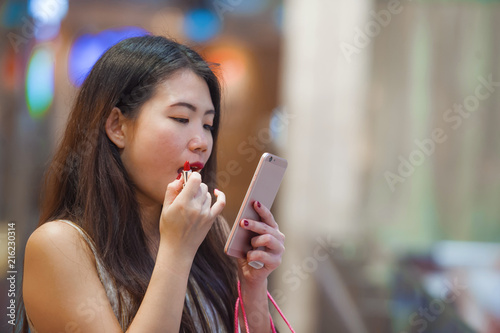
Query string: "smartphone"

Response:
xmin=224 ymin=153 xmax=287 ymax=268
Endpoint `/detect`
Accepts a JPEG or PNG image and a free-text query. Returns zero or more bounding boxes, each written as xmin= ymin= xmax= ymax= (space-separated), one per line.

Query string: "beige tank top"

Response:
xmin=27 ymin=220 xmax=231 ymax=332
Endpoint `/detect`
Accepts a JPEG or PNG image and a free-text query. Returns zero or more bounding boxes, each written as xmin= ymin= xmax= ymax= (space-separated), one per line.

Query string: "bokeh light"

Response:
xmin=68 ymin=27 xmax=149 ymax=87
xmin=0 ymin=0 xmax=26 ymax=28
xmin=26 ymin=46 xmax=54 ymax=118
xmin=28 ymin=0 xmax=68 ymax=40
xmin=28 ymin=0 xmax=68 ymax=25
xmin=205 ymin=45 xmax=249 ymax=86
xmin=183 ymin=9 xmax=221 ymax=43
xmin=3 ymin=48 xmax=21 ymax=91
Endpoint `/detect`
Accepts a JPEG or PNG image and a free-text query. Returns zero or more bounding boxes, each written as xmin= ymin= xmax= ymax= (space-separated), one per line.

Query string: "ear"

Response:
xmin=105 ymin=107 xmax=128 ymax=149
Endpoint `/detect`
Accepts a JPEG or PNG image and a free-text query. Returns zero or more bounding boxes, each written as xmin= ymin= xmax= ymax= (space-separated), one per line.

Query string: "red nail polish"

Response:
xmin=243 ymin=220 xmax=249 ymax=227
xmin=257 ymin=201 xmax=261 ymax=208
xmin=176 ymin=173 xmax=181 ymax=180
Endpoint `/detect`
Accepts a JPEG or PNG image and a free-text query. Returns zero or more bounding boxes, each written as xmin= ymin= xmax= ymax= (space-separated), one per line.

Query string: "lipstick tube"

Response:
xmin=183 ymin=161 xmax=191 ymax=188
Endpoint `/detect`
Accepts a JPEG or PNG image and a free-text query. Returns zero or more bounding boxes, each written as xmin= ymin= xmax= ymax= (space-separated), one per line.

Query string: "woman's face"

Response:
xmin=120 ymin=69 xmax=215 ymax=206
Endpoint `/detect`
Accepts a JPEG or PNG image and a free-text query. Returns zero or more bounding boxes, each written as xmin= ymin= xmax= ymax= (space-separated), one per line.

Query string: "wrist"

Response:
xmin=238 ymin=278 xmax=269 ymax=309
xmin=238 ymin=266 xmax=269 ymax=290
xmin=239 ymin=276 xmax=268 ymax=291
xmin=236 ymin=280 xmax=272 ymax=333
xmin=156 ymin=241 xmax=194 ymax=277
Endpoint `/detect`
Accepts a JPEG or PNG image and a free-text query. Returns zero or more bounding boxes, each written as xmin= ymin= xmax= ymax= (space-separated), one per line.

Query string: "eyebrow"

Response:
xmin=170 ymin=102 xmax=215 ymax=115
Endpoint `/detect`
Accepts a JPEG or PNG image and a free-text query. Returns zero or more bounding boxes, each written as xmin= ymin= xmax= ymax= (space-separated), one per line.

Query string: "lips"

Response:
xmin=190 ymin=162 xmax=204 ymax=172
xmin=177 ymin=162 xmax=204 ymax=174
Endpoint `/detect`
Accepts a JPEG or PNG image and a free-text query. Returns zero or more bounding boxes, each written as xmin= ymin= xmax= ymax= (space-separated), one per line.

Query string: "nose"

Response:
xmin=188 ymin=129 xmax=209 ymax=153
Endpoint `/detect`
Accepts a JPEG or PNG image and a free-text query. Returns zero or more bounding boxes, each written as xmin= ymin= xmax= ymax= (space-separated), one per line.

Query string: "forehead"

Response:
xmin=153 ymin=69 xmax=214 ymax=109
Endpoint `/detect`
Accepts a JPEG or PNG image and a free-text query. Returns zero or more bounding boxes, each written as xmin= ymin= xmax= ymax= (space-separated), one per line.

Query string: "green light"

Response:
xmin=26 ymin=46 xmax=54 ymax=118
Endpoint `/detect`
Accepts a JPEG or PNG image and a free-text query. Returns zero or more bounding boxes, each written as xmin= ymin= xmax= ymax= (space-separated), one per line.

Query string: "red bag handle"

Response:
xmin=234 ymin=280 xmax=295 ymax=333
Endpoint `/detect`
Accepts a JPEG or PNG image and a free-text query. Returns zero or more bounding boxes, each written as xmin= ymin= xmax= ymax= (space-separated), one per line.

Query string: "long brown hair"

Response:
xmin=18 ymin=36 xmax=237 ymax=332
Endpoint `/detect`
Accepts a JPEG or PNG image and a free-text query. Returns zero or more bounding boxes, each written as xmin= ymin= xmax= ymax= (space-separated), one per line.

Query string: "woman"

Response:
xmin=19 ymin=35 xmax=286 ymax=332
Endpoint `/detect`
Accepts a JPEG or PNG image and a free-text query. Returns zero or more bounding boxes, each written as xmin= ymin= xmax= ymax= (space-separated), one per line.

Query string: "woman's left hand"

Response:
xmin=237 ymin=201 xmax=285 ymax=285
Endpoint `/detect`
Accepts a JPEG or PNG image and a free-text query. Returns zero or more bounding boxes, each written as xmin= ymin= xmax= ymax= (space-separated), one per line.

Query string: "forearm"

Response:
xmin=126 ymin=243 xmax=192 ymax=333
xmin=238 ymin=279 xmax=272 ymax=333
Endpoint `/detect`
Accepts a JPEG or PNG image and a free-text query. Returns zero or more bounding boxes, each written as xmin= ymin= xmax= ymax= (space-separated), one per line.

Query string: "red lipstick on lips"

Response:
xmin=189 ymin=162 xmax=204 ymax=172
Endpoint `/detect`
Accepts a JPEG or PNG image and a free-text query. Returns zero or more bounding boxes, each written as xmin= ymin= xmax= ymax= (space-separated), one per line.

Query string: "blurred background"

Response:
xmin=1 ymin=0 xmax=500 ymax=332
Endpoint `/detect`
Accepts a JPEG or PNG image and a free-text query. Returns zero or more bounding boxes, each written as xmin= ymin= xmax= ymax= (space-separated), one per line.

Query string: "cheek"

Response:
xmin=125 ymin=122 xmax=181 ymax=172
xmin=138 ymin=125 xmax=183 ymax=165
xmin=151 ymin=129 xmax=182 ymax=155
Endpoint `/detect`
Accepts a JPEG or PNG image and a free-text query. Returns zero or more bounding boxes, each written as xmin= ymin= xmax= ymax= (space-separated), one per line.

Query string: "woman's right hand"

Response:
xmin=159 ymin=172 xmax=225 ymax=259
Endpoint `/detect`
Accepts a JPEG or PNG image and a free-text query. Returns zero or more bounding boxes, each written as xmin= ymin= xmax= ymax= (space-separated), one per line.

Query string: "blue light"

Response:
xmin=68 ymin=27 xmax=149 ymax=86
xmin=183 ymin=9 xmax=221 ymax=43
xmin=0 ymin=0 xmax=26 ymax=28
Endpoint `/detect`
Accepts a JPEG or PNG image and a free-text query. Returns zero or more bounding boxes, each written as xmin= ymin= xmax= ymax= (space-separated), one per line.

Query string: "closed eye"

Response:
xmin=170 ymin=117 xmax=213 ymax=131
xmin=170 ymin=117 xmax=188 ymax=124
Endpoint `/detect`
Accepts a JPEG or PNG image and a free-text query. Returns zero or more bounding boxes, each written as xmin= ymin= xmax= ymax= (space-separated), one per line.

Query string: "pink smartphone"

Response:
xmin=224 ymin=153 xmax=287 ymax=268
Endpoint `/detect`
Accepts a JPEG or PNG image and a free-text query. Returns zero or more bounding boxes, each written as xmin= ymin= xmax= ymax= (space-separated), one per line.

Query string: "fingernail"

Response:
xmin=176 ymin=173 xmax=181 ymax=180
xmin=243 ymin=220 xmax=249 ymax=227
xmin=256 ymin=201 xmax=261 ymax=208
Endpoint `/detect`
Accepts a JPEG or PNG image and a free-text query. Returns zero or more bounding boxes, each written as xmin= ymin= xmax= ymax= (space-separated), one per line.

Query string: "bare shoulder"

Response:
xmin=26 ymin=220 xmax=94 ymax=264
xmin=23 ymin=221 xmax=120 ymax=332
xmin=24 ymin=220 xmax=98 ymax=291
xmin=29 ymin=219 xmax=83 ymax=240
